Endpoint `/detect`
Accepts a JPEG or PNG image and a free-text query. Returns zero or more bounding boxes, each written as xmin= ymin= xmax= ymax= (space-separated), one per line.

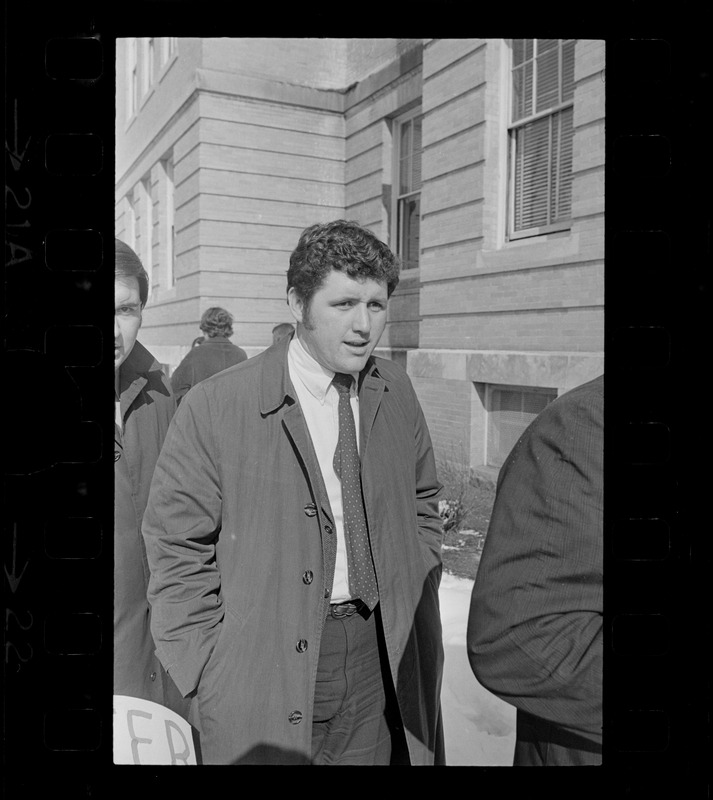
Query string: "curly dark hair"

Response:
xmin=115 ymin=238 xmax=149 ymax=308
xmin=286 ymin=220 xmax=400 ymax=308
xmin=200 ymin=307 xmax=234 ymax=338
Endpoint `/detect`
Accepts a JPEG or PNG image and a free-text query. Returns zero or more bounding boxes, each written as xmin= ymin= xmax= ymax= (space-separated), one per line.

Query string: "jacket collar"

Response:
xmin=117 ymin=340 xmax=164 ymax=419
xmin=258 ymin=332 xmax=386 ymax=415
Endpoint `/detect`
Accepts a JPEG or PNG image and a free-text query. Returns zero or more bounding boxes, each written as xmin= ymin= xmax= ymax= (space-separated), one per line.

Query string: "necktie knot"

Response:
xmin=332 ymin=372 xmax=353 ymax=394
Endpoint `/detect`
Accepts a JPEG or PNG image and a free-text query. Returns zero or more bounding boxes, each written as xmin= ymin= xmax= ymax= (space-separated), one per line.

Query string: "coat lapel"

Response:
xmin=281 ymin=402 xmax=334 ymax=525
xmin=358 ymin=367 xmax=386 ymax=467
xmin=118 ymin=342 xmax=154 ymax=426
xmin=279 ymin=367 xmax=338 ymax=601
xmin=258 ymin=334 xmax=334 ymax=525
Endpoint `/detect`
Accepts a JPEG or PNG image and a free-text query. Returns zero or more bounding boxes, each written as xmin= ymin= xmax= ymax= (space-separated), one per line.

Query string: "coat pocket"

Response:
xmin=195 ymin=603 xmax=248 ymax=732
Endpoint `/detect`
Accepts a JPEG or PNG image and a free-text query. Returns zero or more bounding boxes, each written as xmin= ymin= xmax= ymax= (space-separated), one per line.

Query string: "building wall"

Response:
xmin=115 ymin=37 xmax=605 ymax=476
xmin=344 ymin=39 xmax=423 ymax=86
xmin=411 ymin=38 xmax=604 ymax=471
xmin=116 ymin=38 xmax=203 ymax=183
xmin=343 ymin=41 xmax=424 ymax=352
xmin=116 ymin=38 xmax=350 ymax=367
xmin=200 ymin=37 xmax=349 ymax=89
xmin=116 ymin=37 xmax=426 ymax=367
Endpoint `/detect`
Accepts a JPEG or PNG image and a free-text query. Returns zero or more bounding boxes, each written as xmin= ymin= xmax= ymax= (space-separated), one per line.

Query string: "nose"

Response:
xmin=114 ymin=315 xmax=121 ymax=339
xmin=352 ymin=303 xmax=371 ymax=334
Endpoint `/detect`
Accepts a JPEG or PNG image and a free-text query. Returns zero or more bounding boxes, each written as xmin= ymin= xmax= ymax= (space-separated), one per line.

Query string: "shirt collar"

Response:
xmin=288 ymin=335 xmax=358 ymax=404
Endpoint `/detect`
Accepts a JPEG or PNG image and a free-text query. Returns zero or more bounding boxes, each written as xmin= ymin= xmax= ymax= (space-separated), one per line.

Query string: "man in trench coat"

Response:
xmin=467 ymin=375 xmax=603 ymax=766
xmin=142 ymin=220 xmax=445 ymax=765
xmin=114 ymin=238 xmax=188 ymax=719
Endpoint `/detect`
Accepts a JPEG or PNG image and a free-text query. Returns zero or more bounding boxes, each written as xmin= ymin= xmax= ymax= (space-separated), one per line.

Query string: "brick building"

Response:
xmin=115 ymin=38 xmax=604 ymax=478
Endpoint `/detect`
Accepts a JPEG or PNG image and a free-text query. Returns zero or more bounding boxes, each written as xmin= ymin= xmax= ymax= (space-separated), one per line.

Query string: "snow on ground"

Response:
xmin=439 ymin=572 xmax=516 ymax=766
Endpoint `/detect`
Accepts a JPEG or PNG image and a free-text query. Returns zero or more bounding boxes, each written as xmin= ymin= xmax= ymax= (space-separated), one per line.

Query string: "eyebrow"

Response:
xmin=333 ymin=293 xmax=387 ymax=302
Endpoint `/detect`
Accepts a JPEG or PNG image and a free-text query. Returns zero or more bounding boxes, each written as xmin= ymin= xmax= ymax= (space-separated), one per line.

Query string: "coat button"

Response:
xmin=288 ymin=710 xmax=303 ymax=725
xmin=150 ymin=671 xmax=157 ymax=681
xmin=114 ymin=450 xmax=121 ymax=462
xmin=296 ymin=639 xmax=308 ymax=653
xmin=302 ymin=570 xmax=313 ymax=585
xmin=304 ymin=503 xmax=317 ymax=517
xmin=324 ymin=524 xmax=333 ymax=534
xmin=324 ymin=589 xmax=331 ymax=599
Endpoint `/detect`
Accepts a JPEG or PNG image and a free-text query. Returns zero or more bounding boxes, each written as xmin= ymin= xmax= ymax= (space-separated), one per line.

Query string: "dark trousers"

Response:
xmin=311 ymin=605 xmax=408 ymax=765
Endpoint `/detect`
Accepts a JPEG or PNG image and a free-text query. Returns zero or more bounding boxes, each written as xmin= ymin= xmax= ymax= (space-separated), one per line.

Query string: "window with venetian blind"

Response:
xmin=393 ymin=110 xmax=422 ymax=269
xmin=509 ymin=39 xmax=575 ymax=239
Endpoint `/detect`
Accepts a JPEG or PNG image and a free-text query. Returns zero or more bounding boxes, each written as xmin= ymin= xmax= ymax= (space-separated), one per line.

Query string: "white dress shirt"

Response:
xmin=115 ymin=371 xmax=123 ymax=431
xmin=287 ymin=335 xmax=360 ymax=603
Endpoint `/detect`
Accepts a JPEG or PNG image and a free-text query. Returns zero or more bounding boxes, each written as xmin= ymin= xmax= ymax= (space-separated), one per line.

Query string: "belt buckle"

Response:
xmin=330 ymin=602 xmax=357 ymax=619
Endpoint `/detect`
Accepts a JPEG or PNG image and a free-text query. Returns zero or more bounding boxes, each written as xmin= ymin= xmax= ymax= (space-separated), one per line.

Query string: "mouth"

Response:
xmin=344 ymin=340 xmax=369 ymax=352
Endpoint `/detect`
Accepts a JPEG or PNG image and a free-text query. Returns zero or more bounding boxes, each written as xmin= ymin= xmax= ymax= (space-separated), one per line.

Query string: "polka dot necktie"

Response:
xmin=332 ymin=372 xmax=379 ymax=610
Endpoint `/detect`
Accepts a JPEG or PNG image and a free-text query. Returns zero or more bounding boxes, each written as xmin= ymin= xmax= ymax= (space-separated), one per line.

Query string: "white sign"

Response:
xmin=113 ymin=695 xmax=197 ymax=765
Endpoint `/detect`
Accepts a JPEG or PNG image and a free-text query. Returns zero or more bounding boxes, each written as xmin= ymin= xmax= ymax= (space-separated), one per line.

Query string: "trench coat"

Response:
xmin=170 ymin=335 xmax=248 ymax=405
xmin=467 ymin=375 xmax=603 ymax=766
xmin=142 ymin=333 xmax=446 ymax=765
xmin=115 ymin=340 xmax=188 ymax=719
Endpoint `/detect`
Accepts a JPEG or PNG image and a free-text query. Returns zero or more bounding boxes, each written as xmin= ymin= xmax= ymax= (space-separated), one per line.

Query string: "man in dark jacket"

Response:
xmin=114 ymin=239 xmax=187 ymax=720
xmin=467 ymin=375 xmax=603 ymax=766
xmin=170 ymin=307 xmax=247 ymax=404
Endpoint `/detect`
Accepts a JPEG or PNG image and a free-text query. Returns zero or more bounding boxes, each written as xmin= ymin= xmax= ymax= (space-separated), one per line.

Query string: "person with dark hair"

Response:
xmin=143 ymin=220 xmax=445 ymax=765
xmin=467 ymin=375 xmax=603 ymax=766
xmin=271 ymin=321 xmax=295 ymax=345
xmin=114 ymin=238 xmax=188 ymax=720
xmin=170 ymin=306 xmax=248 ymax=404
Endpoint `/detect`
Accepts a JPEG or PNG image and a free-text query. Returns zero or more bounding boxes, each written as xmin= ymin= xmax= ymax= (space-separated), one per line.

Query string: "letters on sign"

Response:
xmin=113 ymin=695 xmax=197 ymax=765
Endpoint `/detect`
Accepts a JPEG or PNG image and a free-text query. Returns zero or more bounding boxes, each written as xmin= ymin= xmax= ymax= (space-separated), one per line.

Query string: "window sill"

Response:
xmin=508 ymin=220 xmax=571 ymax=242
xmin=149 ymin=283 xmax=178 ymax=306
xmin=480 ymin=228 xmax=580 ymax=274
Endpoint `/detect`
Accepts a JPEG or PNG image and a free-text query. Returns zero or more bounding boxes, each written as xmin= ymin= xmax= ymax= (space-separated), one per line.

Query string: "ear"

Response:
xmin=286 ymin=287 xmax=304 ymax=324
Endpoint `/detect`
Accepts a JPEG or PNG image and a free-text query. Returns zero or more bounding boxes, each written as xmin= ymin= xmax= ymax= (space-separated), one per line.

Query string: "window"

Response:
xmin=127 ymin=38 xmax=138 ymax=118
xmin=161 ymin=157 xmax=175 ymax=289
xmin=140 ymin=176 xmax=153 ymax=281
xmin=508 ymin=39 xmax=575 ymax=239
xmin=142 ymin=38 xmax=155 ymax=95
xmin=486 ymin=385 xmax=556 ymax=467
xmin=392 ymin=110 xmax=422 ymax=269
xmin=160 ymin=36 xmax=177 ymax=66
xmin=126 ymin=193 xmax=136 ymax=251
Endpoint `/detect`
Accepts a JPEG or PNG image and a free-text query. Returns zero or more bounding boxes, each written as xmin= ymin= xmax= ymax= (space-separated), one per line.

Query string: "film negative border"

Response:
xmin=604 ymin=33 xmax=708 ymax=796
xmin=3 ymin=7 xmax=710 ymax=796
xmin=4 ymin=6 xmax=116 ymax=796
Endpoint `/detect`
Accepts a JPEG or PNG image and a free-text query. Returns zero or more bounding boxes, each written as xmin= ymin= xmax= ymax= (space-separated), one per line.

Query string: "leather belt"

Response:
xmin=328 ymin=600 xmax=365 ymax=619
